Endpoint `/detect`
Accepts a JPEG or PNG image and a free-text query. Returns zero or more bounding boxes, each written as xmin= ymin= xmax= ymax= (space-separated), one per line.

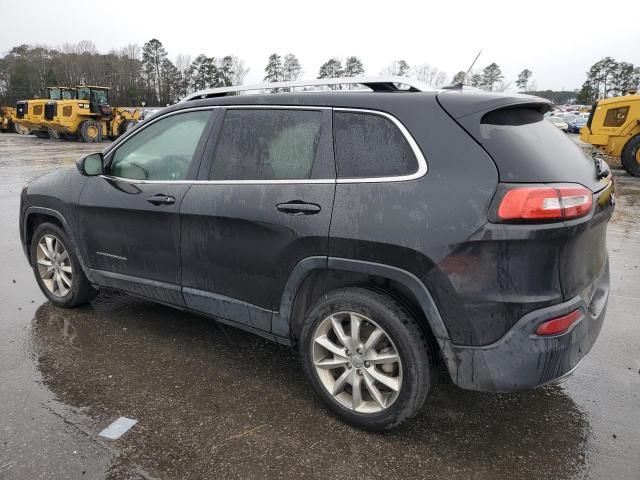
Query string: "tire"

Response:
xmin=79 ymin=119 xmax=103 ymax=143
xmin=33 ymin=130 xmax=50 ymax=139
xmin=119 ymin=119 xmax=137 ymax=137
xmin=299 ymin=287 xmax=432 ymax=431
xmin=621 ymin=134 xmax=640 ymax=177
xmin=30 ymin=222 xmax=98 ymax=308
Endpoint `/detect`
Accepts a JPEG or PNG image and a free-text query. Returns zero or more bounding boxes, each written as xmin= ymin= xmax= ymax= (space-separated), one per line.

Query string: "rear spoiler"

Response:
xmin=436 ymin=91 xmax=553 ymax=140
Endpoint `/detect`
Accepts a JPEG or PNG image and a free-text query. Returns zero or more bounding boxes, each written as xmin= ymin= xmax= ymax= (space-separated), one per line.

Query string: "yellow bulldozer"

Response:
xmin=45 ymin=86 xmax=140 ymax=142
xmin=580 ymin=90 xmax=640 ymax=176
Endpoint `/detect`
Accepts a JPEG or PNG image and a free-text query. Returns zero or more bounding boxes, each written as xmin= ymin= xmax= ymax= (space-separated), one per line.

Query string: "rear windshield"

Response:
xmin=480 ymin=108 xmax=601 ymax=191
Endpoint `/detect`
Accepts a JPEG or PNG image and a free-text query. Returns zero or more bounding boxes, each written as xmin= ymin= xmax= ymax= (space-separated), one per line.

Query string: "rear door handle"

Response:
xmin=147 ymin=194 xmax=176 ymax=206
xmin=276 ymin=201 xmax=321 ymax=215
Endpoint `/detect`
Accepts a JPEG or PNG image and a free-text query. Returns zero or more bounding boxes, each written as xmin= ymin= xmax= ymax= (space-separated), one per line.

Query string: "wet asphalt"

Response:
xmin=0 ymin=133 xmax=639 ymax=480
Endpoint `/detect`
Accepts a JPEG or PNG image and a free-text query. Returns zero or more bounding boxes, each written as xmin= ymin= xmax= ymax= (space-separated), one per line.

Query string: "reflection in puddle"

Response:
xmin=30 ymin=297 xmax=592 ymax=480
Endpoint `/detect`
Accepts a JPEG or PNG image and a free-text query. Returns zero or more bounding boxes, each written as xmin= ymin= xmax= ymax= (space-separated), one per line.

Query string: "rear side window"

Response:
xmin=333 ymin=111 xmax=418 ymax=179
xmin=210 ymin=109 xmax=322 ymax=180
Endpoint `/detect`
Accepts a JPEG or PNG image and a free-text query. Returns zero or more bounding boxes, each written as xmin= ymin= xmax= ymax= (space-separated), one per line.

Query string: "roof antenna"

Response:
xmin=442 ymin=49 xmax=483 ymax=90
xmin=464 ymin=49 xmax=483 ymax=84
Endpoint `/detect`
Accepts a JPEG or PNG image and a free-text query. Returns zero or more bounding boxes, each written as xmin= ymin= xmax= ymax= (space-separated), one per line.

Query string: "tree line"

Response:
xmin=1 ymin=38 xmax=637 ymax=107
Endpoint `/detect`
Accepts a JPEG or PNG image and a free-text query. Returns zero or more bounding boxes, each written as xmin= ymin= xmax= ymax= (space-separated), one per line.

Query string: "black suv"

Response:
xmin=20 ymin=80 xmax=613 ymax=430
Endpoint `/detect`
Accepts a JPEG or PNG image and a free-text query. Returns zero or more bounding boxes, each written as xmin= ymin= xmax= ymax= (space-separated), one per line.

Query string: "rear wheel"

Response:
xmin=79 ymin=119 xmax=102 ymax=143
xmin=299 ymin=287 xmax=432 ymax=431
xmin=621 ymin=135 xmax=640 ymax=177
xmin=33 ymin=130 xmax=49 ymax=139
xmin=30 ymin=222 xmax=98 ymax=308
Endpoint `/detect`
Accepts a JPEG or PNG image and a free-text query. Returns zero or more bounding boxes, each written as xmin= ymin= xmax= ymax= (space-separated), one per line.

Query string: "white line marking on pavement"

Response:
xmin=98 ymin=417 xmax=138 ymax=439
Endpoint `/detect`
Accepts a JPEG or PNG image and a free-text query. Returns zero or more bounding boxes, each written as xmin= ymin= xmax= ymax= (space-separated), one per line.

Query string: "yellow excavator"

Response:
xmin=45 ymin=86 xmax=140 ymax=142
xmin=13 ymin=87 xmax=76 ymax=138
xmin=580 ymin=89 xmax=640 ymax=176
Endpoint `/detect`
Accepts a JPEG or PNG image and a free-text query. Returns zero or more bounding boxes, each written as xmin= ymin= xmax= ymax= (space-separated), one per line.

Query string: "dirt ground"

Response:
xmin=0 ymin=133 xmax=639 ymax=480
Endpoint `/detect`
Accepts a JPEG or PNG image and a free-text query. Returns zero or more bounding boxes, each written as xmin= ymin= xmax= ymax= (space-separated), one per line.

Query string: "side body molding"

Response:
xmin=273 ymin=256 xmax=451 ymax=342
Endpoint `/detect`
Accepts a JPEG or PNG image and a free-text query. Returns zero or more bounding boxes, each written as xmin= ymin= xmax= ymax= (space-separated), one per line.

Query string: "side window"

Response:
xmin=333 ymin=111 xmax=418 ymax=179
xmin=210 ymin=109 xmax=322 ymax=180
xmin=109 ymin=110 xmax=211 ymax=180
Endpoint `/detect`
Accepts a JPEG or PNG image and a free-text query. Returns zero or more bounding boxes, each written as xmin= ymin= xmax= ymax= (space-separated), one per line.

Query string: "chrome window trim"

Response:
xmin=101 ymin=105 xmax=427 ymax=185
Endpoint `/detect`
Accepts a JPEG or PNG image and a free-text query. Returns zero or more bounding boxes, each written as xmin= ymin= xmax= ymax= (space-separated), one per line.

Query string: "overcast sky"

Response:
xmin=2 ymin=0 xmax=639 ymax=91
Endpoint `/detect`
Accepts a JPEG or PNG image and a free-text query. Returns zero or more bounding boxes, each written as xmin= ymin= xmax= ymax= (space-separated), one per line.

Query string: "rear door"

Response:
xmin=180 ymin=107 xmax=335 ymax=333
xmin=78 ymin=108 xmax=215 ymax=304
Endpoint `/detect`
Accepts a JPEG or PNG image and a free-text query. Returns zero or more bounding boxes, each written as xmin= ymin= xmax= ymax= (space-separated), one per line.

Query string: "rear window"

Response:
xmin=333 ymin=111 xmax=418 ymax=179
xmin=480 ymin=108 xmax=601 ymax=191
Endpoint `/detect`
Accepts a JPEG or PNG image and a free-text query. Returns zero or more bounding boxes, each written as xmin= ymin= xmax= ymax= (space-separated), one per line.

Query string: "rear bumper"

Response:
xmin=440 ymin=259 xmax=609 ymax=392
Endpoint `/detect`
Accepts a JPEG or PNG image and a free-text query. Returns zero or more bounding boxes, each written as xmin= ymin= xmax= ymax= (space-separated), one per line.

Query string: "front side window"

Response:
xmin=109 ymin=110 xmax=211 ymax=180
xmin=210 ymin=109 xmax=322 ymax=180
xmin=333 ymin=111 xmax=418 ymax=179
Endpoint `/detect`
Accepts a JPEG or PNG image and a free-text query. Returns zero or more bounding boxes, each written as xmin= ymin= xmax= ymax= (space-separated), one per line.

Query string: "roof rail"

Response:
xmin=180 ymin=76 xmax=433 ymax=102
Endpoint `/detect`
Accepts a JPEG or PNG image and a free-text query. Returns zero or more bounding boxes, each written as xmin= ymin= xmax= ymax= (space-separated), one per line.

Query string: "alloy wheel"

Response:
xmin=312 ymin=311 xmax=403 ymax=413
xmin=36 ymin=234 xmax=73 ymax=297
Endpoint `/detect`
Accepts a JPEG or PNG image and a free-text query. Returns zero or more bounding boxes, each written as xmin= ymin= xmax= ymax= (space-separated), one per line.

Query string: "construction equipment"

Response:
xmin=13 ymin=87 xmax=76 ymax=138
xmin=0 ymin=106 xmax=17 ymax=133
xmin=580 ymin=92 xmax=640 ymax=176
xmin=45 ymin=86 xmax=140 ymax=142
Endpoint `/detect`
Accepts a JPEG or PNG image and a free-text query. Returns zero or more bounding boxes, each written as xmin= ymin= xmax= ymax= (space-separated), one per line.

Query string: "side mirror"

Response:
xmin=76 ymin=152 xmax=104 ymax=176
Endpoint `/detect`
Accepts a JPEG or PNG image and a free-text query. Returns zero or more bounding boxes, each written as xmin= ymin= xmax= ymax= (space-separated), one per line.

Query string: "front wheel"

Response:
xmin=621 ymin=135 xmax=640 ymax=177
xmin=30 ymin=222 xmax=98 ymax=308
xmin=300 ymin=287 xmax=432 ymax=430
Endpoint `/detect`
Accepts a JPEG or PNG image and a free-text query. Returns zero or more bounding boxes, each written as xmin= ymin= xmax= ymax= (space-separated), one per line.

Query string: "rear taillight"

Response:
xmin=497 ymin=185 xmax=592 ymax=221
xmin=535 ymin=309 xmax=582 ymax=336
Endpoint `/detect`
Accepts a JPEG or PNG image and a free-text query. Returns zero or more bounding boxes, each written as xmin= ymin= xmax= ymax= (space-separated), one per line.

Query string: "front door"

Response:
xmin=78 ymin=108 xmax=215 ymax=305
xmin=180 ymin=107 xmax=335 ymax=333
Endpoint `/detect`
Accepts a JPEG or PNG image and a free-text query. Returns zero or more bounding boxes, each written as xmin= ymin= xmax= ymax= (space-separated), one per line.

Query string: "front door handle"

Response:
xmin=147 ymin=194 xmax=176 ymax=206
xmin=276 ymin=201 xmax=321 ymax=215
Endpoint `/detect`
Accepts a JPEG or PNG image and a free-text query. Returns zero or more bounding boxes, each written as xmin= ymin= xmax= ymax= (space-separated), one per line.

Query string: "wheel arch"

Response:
xmin=275 ymin=257 xmax=450 ymax=354
xmin=22 ymin=207 xmax=93 ymax=282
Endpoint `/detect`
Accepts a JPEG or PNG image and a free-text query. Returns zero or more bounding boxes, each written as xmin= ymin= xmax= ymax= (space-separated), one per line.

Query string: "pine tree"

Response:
xmin=318 ymin=58 xmax=343 ymax=79
xmin=264 ymin=53 xmax=283 ymax=82
xmin=516 ymin=69 xmax=532 ymax=92
xmin=142 ymin=39 xmax=168 ymax=101
xmin=481 ymin=63 xmax=503 ymax=91
xmin=451 ymin=71 xmax=466 ymax=85
xmin=282 ymin=54 xmax=302 ymax=81
xmin=343 ymin=56 xmax=364 ymax=77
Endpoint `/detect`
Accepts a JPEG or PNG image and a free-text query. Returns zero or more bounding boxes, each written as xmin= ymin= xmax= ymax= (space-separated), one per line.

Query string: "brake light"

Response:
xmin=535 ymin=309 xmax=582 ymax=336
xmin=498 ymin=185 xmax=592 ymax=221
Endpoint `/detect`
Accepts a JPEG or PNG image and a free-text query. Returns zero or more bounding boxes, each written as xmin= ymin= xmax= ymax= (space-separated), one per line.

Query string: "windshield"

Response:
xmin=564 ymin=115 xmax=577 ymax=123
xmin=77 ymin=87 xmax=90 ymax=100
xmin=48 ymin=88 xmax=61 ymax=100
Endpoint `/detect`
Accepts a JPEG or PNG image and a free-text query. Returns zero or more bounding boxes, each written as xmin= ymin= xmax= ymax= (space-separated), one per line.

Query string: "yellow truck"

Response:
xmin=45 ymin=86 xmax=140 ymax=142
xmin=580 ymin=92 xmax=640 ymax=176
xmin=13 ymin=87 xmax=76 ymax=138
